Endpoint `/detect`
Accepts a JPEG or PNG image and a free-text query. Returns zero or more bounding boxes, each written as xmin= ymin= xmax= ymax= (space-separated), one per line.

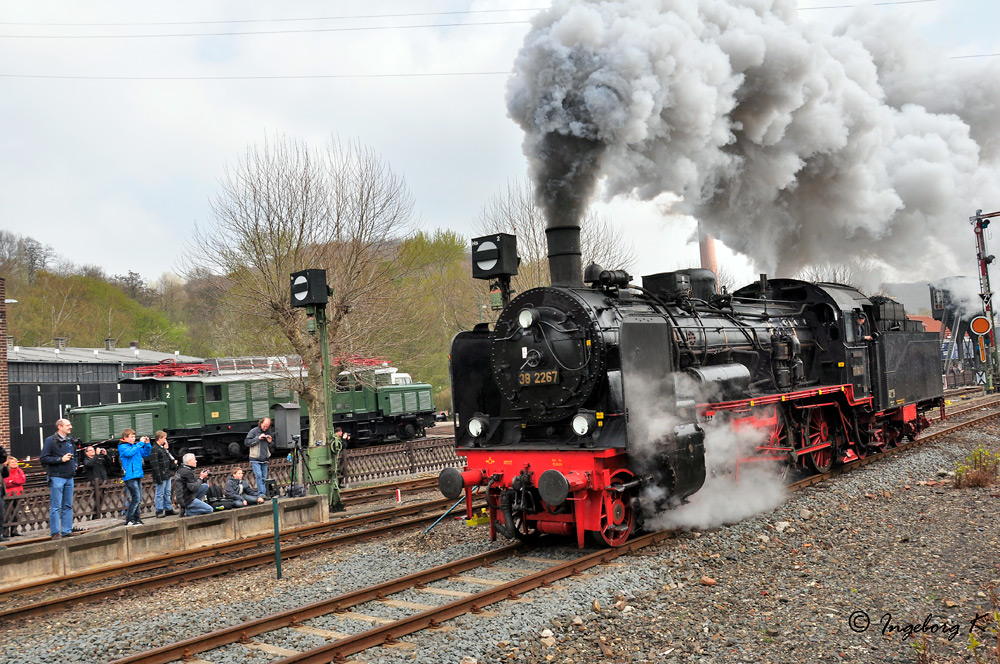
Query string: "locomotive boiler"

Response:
xmin=440 ymin=228 xmax=943 ymax=547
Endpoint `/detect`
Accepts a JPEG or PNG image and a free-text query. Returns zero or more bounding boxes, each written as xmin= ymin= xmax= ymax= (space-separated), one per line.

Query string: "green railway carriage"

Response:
xmin=68 ymin=364 xmax=436 ymax=462
xmin=332 ymin=367 xmax=436 ymax=441
xmin=70 ymin=401 xmax=169 ymax=444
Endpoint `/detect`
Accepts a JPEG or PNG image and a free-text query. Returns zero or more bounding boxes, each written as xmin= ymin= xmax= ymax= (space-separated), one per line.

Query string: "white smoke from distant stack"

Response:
xmin=507 ymin=0 xmax=1000 ymax=278
xmin=935 ymin=275 xmax=984 ymax=318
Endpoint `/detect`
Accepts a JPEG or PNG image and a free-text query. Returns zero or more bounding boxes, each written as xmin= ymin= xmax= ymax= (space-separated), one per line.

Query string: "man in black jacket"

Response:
xmin=150 ymin=431 xmax=178 ymax=517
xmin=82 ymin=446 xmax=113 ymax=484
xmin=245 ymin=417 xmax=273 ymax=497
xmin=40 ymin=418 xmax=77 ymax=539
xmin=174 ymin=453 xmax=214 ymax=516
xmin=82 ymin=445 xmax=114 ymax=518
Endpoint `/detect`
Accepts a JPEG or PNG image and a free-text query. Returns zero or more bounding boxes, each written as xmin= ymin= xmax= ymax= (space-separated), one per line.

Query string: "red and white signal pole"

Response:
xmin=972 ymin=209 xmax=1000 ymax=391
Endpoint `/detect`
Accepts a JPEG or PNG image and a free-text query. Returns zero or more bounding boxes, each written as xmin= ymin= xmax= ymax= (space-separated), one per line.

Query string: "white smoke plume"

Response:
xmin=507 ymin=0 xmax=1000 ymax=278
xmin=645 ymin=418 xmax=788 ymax=531
xmin=626 ymin=372 xmax=788 ymax=530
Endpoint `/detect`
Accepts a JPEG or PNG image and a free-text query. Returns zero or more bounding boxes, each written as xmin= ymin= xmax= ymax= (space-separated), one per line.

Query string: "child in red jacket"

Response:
xmin=4 ymin=457 xmax=26 ymax=537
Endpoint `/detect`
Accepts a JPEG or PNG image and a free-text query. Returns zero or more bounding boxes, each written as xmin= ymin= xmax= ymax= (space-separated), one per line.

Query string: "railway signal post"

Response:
xmin=290 ymin=269 xmax=344 ymax=511
xmin=471 ymin=233 xmax=518 ymax=310
xmin=971 ymin=209 xmax=1000 ymax=392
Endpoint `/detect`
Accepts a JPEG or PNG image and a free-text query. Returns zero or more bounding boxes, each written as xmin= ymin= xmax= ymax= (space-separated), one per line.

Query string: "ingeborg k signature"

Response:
xmin=848 ymin=610 xmax=993 ymax=641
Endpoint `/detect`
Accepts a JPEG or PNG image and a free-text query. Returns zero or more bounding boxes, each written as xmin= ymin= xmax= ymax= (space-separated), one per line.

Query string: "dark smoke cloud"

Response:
xmin=507 ymin=0 xmax=1000 ymax=277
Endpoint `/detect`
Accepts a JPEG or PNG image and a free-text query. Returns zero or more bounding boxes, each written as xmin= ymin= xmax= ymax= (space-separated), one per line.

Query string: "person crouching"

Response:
xmin=224 ymin=468 xmax=265 ymax=508
xmin=174 ymin=453 xmax=213 ymax=516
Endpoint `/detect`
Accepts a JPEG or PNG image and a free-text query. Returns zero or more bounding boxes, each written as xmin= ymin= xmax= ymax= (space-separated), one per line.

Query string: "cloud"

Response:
xmin=507 ymin=0 xmax=1000 ymax=280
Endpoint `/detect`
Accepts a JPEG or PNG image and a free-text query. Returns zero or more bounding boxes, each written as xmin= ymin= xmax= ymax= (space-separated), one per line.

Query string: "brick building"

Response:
xmin=0 ymin=278 xmax=8 ymax=454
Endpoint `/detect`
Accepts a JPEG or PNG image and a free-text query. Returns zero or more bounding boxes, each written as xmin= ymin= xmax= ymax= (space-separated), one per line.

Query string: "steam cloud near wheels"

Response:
xmin=507 ymin=0 xmax=1000 ymax=278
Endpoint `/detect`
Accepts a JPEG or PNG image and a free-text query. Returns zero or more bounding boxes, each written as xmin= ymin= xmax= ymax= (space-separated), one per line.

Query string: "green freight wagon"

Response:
xmin=68 ymin=362 xmax=436 ymax=462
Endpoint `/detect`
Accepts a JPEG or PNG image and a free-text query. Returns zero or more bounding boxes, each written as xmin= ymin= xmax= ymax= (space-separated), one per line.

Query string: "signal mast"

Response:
xmin=972 ymin=209 xmax=1000 ymax=391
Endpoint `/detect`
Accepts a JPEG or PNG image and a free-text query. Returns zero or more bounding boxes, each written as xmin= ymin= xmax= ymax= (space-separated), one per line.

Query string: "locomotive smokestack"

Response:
xmin=534 ymin=133 xmax=604 ymax=288
xmin=546 ymin=225 xmax=582 ymax=287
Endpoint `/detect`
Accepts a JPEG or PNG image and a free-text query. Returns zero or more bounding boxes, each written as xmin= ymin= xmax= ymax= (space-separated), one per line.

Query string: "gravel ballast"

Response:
xmin=3 ymin=422 xmax=999 ymax=664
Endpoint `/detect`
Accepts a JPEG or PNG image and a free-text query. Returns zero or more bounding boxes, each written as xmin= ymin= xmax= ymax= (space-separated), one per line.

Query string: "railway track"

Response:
xmin=0 ymin=493 xmax=485 ymax=623
xmin=3 ymin=474 xmax=445 ymax=548
xmin=106 ymin=405 xmax=1000 ymax=664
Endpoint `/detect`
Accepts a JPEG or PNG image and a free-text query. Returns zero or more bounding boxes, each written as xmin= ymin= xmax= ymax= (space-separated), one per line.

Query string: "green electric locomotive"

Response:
xmin=68 ymin=361 xmax=436 ymax=462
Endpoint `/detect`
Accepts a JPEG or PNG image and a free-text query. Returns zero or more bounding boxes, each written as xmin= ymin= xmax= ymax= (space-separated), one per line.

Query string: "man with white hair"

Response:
xmin=40 ymin=418 xmax=77 ymax=538
xmin=173 ymin=453 xmax=214 ymax=516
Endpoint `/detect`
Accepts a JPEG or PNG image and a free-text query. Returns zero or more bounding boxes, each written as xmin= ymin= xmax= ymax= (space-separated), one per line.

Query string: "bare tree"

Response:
xmin=795 ymin=258 xmax=886 ymax=294
xmin=714 ymin=264 xmax=743 ymax=294
xmin=474 ymin=176 xmax=637 ymax=292
xmin=0 ymin=230 xmax=55 ymax=284
xmin=185 ymin=135 xmax=417 ymax=459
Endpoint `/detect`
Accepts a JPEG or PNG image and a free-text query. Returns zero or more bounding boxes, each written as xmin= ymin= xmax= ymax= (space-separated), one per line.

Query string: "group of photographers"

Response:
xmin=29 ymin=417 xmax=277 ymax=540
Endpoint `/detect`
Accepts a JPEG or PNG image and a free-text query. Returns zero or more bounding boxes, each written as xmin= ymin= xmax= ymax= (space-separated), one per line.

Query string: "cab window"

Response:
xmin=186 ymin=383 xmax=199 ymax=404
xmin=205 ymin=385 xmax=222 ymax=402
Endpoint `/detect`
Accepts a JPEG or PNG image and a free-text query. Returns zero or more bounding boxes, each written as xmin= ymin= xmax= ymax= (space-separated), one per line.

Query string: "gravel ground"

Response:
xmin=3 ymin=418 xmax=999 ymax=664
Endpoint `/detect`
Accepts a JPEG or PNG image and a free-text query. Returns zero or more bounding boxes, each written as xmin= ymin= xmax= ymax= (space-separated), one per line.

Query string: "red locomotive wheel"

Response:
xmin=804 ymin=408 xmax=834 ymax=474
xmin=767 ymin=407 xmax=788 ymax=449
xmin=593 ymin=473 xmax=636 ymax=547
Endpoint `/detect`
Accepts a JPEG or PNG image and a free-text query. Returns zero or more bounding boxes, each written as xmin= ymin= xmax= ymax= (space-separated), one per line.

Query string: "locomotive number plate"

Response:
xmin=518 ymin=370 xmax=560 ymax=386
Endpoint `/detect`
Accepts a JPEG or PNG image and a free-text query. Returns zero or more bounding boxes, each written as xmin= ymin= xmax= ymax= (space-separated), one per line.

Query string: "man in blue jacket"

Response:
xmin=40 ymin=418 xmax=77 ymax=538
xmin=118 ymin=429 xmax=152 ymax=526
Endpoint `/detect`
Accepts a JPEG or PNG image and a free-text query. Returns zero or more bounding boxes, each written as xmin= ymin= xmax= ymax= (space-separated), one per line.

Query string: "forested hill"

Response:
xmin=0 ymin=229 xmax=483 ymax=411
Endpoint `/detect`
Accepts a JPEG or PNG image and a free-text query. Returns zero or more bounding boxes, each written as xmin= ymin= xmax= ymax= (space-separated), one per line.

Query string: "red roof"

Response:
xmin=908 ymin=315 xmax=941 ymax=333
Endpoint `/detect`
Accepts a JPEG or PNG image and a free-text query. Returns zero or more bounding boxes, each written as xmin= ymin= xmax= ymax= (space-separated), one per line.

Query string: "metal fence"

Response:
xmin=944 ymin=368 xmax=984 ymax=389
xmin=3 ymin=439 xmax=461 ymax=536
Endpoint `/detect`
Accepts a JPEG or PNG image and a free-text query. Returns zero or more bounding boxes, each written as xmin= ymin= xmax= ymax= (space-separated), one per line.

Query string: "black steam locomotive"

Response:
xmin=440 ymin=228 xmax=943 ymax=547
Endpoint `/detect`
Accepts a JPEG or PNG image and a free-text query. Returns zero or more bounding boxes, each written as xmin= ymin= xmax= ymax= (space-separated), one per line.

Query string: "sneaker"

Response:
xmin=134 ymin=520 xmax=145 ymax=526
xmin=51 ymin=533 xmax=61 ymax=539
xmin=155 ymin=511 xmax=165 ymax=518
xmin=125 ymin=521 xmax=137 ymax=527
xmin=164 ymin=509 xmax=176 ymax=516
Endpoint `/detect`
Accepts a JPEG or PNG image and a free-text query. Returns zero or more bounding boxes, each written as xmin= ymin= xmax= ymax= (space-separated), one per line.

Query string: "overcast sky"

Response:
xmin=2 ymin=0 xmax=998 ymax=288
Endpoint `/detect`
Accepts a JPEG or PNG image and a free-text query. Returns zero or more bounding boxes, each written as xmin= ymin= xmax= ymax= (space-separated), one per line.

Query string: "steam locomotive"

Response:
xmin=439 ymin=229 xmax=943 ymax=547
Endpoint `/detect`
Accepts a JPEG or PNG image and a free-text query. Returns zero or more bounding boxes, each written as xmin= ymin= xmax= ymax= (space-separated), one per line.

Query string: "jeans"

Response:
xmin=184 ymin=484 xmax=213 ymax=516
xmin=154 ymin=479 xmax=172 ymax=512
xmin=49 ymin=476 xmax=74 ymax=536
xmin=251 ymin=460 xmax=268 ymax=496
xmin=124 ymin=479 xmax=142 ymax=523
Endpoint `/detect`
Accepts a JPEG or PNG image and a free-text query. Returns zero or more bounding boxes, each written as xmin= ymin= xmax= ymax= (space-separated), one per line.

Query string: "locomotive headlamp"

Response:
xmin=571 ymin=411 xmax=598 ymax=436
xmin=468 ymin=416 xmax=489 ymax=438
xmin=517 ymin=308 xmax=539 ymax=329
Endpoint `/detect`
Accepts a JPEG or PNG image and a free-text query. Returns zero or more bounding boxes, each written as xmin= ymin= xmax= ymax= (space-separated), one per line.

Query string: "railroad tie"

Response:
xmin=413 ymin=587 xmax=474 ymax=598
xmin=293 ymin=625 xmax=351 ymax=640
xmin=242 ymin=642 xmax=301 ymax=657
